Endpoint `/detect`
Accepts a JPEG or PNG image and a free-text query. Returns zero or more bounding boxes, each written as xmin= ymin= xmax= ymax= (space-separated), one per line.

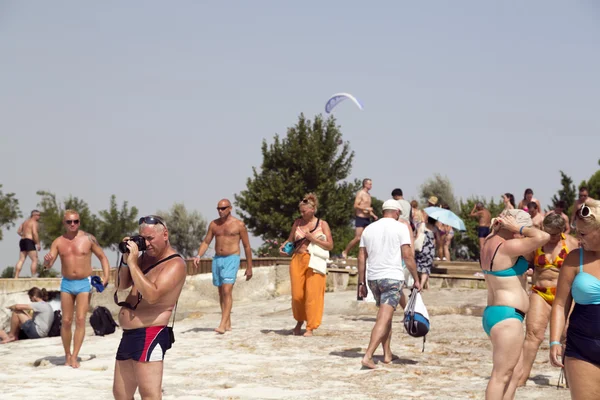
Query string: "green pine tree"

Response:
xmin=551 ymin=171 xmax=577 ymax=213
xmin=235 ymin=113 xmax=359 ymax=255
xmin=0 ymin=185 xmax=21 ymax=241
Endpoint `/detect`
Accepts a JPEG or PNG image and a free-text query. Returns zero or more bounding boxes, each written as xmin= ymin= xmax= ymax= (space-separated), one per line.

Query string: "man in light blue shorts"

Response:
xmin=43 ymin=210 xmax=110 ymax=368
xmin=194 ymin=199 xmax=253 ymax=334
xmin=212 ymin=254 xmax=241 ymax=286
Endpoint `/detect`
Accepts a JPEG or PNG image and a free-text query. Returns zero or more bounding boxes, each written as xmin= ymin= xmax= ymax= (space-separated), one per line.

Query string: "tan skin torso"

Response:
xmin=56 ymin=231 xmax=94 ymax=280
xmin=531 ymin=213 xmax=544 ymax=229
xmin=118 ymin=253 xmax=185 ymax=329
xmin=213 ymin=218 xmax=244 ymax=256
xmin=532 ymin=235 xmax=578 ymax=288
xmin=19 ymin=218 xmax=37 ymax=240
xmin=355 ymin=190 xmax=372 ymax=218
xmin=478 ymin=209 xmax=492 ymax=227
xmin=293 ymin=217 xmax=321 ymax=255
xmin=482 ymin=236 xmax=529 ymax=312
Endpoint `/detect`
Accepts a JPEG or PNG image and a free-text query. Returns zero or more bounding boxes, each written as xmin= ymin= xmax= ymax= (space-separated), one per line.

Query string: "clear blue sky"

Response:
xmin=1 ymin=1 xmax=599 ymax=272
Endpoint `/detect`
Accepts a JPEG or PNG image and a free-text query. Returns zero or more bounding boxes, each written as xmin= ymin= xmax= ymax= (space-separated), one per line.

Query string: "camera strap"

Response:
xmin=114 ymin=253 xmax=182 ymax=307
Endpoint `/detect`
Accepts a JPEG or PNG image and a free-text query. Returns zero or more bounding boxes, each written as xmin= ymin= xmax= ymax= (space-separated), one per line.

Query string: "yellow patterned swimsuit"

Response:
xmin=532 ymin=234 xmax=569 ymax=305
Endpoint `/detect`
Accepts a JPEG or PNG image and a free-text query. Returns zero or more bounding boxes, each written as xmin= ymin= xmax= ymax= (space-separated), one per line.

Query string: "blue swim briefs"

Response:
xmin=60 ymin=277 xmax=91 ymax=295
xmin=212 ymin=254 xmax=241 ymax=287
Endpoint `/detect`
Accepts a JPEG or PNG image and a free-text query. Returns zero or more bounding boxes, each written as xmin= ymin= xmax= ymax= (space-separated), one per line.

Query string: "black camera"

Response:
xmin=118 ymin=235 xmax=147 ymax=253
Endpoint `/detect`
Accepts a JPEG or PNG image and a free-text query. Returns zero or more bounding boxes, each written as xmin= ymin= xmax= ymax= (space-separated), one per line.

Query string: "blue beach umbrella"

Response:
xmin=424 ymin=207 xmax=466 ymax=231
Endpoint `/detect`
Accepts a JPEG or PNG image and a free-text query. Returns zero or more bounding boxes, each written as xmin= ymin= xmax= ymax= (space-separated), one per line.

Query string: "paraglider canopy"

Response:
xmin=325 ymin=93 xmax=363 ymax=114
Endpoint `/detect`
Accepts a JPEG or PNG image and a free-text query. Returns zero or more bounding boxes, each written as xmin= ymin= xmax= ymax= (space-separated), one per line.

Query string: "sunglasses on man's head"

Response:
xmin=65 ymin=220 xmax=79 ymax=225
xmin=217 ymin=206 xmax=230 ymax=211
xmin=578 ymin=205 xmax=594 ymax=219
xmin=138 ymin=216 xmax=165 ymax=227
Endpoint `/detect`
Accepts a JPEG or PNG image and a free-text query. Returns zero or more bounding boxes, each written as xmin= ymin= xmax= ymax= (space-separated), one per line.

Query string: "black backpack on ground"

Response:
xmin=48 ymin=310 xmax=62 ymax=337
xmin=90 ymin=306 xmax=118 ymax=336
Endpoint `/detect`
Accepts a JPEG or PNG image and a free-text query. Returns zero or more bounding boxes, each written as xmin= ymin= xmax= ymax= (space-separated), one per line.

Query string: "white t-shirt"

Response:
xmin=396 ymin=199 xmax=412 ymax=222
xmin=359 ymin=217 xmax=412 ymax=281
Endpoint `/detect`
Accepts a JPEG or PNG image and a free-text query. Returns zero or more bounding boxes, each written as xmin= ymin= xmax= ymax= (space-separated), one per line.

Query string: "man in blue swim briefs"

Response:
xmin=43 ymin=210 xmax=110 ymax=368
xmin=341 ymin=178 xmax=378 ymax=260
xmin=14 ymin=210 xmax=41 ymax=278
xmin=469 ymin=202 xmax=492 ymax=252
xmin=194 ymin=199 xmax=253 ymax=334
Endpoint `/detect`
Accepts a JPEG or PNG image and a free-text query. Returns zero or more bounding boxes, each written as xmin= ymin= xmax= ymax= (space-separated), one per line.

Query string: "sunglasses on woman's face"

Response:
xmin=65 ymin=220 xmax=80 ymax=225
xmin=138 ymin=216 xmax=165 ymax=227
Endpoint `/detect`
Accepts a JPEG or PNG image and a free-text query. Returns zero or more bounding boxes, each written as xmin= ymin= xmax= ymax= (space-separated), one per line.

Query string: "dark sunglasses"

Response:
xmin=65 ymin=219 xmax=80 ymax=225
xmin=217 ymin=206 xmax=230 ymax=211
xmin=138 ymin=216 xmax=165 ymax=227
xmin=578 ymin=205 xmax=594 ymax=219
xmin=114 ymin=291 xmax=142 ymax=311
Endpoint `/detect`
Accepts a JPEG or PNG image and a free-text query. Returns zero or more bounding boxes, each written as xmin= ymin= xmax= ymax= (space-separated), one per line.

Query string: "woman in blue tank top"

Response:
xmin=480 ymin=209 xmax=549 ymax=400
xmin=550 ymin=199 xmax=600 ymax=399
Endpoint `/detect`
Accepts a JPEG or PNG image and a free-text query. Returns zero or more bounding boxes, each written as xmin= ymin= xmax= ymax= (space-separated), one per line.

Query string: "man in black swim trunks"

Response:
xmin=469 ymin=202 xmax=491 ymax=252
xmin=14 ymin=210 xmax=41 ymax=278
xmin=113 ymin=215 xmax=187 ymax=399
xmin=342 ymin=178 xmax=378 ymax=259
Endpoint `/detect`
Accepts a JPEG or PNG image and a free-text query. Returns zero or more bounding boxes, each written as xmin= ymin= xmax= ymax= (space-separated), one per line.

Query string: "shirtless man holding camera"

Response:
xmin=113 ymin=215 xmax=186 ymax=400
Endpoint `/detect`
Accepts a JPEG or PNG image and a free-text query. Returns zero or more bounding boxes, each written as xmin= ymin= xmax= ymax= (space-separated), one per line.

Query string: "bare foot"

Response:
xmin=64 ymin=354 xmax=72 ymax=366
xmin=71 ymin=357 xmax=80 ymax=369
xmin=292 ymin=322 xmax=303 ymax=336
xmin=361 ymin=357 xmax=377 ymax=369
xmin=226 ymin=327 xmax=232 ymax=331
xmin=383 ymin=354 xmax=399 ymax=364
xmin=303 ymin=330 xmax=313 ymax=337
xmin=1 ymin=335 xmax=17 ymax=344
xmin=214 ymin=327 xmax=226 ymax=334
xmin=341 ymin=251 xmax=347 ymax=259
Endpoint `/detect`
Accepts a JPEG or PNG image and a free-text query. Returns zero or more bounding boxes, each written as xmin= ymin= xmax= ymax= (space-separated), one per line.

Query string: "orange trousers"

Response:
xmin=290 ymin=253 xmax=326 ymax=330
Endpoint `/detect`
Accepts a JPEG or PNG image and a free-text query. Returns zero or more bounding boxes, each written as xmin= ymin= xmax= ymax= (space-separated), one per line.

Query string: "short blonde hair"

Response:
xmin=63 ymin=209 xmax=79 ymax=219
xmin=576 ymin=198 xmax=600 ymax=229
xmin=299 ymin=193 xmax=318 ymax=211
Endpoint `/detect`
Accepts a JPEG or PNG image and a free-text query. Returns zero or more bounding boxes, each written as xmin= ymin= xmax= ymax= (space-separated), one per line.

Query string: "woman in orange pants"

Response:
xmin=279 ymin=193 xmax=334 ymax=336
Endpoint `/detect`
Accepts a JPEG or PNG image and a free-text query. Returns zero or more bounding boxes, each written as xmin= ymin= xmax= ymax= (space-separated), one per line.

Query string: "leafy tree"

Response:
xmin=97 ymin=195 xmax=139 ymax=264
xmin=551 ymin=171 xmax=577 ymax=214
xmin=235 ymin=113 xmax=360 ymax=255
xmin=419 ymin=174 xmax=458 ymax=211
xmin=580 ymin=159 xmax=600 ymax=200
xmin=1 ymin=267 xmax=15 ymax=278
xmin=156 ymin=203 xmax=207 ymax=258
xmin=36 ymin=190 xmax=100 ymax=248
xmin=0 ymin=185 xmax=22 ymax=241
xmin=454 ymin=197 xmax=504 ymax=260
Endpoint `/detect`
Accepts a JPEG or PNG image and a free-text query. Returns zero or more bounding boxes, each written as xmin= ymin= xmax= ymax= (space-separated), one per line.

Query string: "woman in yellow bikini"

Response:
xmin=518 ymin=213 xmax=578 ymax=386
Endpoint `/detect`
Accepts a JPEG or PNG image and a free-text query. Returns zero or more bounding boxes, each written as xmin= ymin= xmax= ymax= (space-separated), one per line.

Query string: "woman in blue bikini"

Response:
xmin=481 ymin=209 xmax=549 ymax=400
xmin=550 ymin=198 xmax=600 ymax=399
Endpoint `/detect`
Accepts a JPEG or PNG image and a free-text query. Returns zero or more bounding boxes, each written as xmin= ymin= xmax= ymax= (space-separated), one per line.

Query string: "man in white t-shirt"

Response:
xmin=391 ymin=188 xmax=412 ymax=223
xmin=357 ymin=199 xmax=420 ymax=369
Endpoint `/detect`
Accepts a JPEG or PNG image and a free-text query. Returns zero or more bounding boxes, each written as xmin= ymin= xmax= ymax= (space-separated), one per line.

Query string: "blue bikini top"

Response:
xmin=572 ymin=248 xmax=600 ymax=305
xmin=481 ymin=242 xmax=529 ymax=277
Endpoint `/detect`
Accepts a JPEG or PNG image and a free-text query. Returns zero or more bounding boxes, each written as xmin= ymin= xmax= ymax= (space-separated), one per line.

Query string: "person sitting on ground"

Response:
xmin=0 ymin=287 xmax=54 ymax=343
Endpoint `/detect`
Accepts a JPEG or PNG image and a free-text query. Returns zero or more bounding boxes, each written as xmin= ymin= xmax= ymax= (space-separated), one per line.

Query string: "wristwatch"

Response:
xmin=358 ymin=282 xmax=366 ymax=286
